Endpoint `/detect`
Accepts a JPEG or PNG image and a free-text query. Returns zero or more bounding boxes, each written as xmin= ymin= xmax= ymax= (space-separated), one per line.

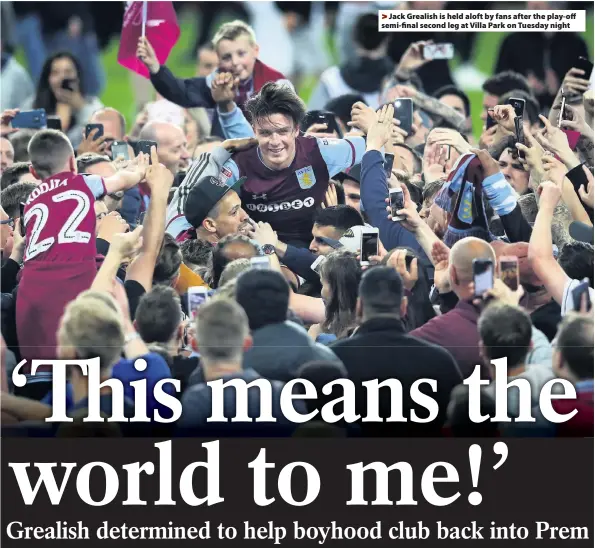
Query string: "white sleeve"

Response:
xmin=81 ymin=174 xmax=106 ymax=199
xmin=315 ymin=136 xmax=366 ymax=178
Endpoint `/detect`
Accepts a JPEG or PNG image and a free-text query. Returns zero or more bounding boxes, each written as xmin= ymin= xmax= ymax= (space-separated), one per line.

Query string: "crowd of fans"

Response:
xmin=0 ymin=1 xmax=593 ymax=437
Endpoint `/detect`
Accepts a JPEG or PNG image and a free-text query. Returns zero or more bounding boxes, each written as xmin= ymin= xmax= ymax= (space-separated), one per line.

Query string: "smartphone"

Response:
xmin=393 ymin=98 xmax=413 ymax=135
xmin=11 ymin=109 xmax=47 ymax=129
xmin=486 ymin=112 xmax=497 ymax=130
xmin=85 ymin=123 xmax=104 ymax=141
xmin=111 ymin=141 xmax=130 ymax=161
xmin=576 ymin=56 xmax=594 ymax=80
xmin=423 ymin=43 xmax=454 ymax=60
xmin=508 ymin=97 xmax=526 ymax=118
xmin=557 ymin=92 xmax=567 ymax=128
xmin=310 ymin=255 xmax=326 ymax=275
xmin=383 ymin=153 xmax=395 ymax=181
xmin=318 ymin=113 xmax=343 ymax=138
xmin=46 ymin=117 xmax=62 ymax=131
xmin=19 ymin=203 xmax=26 ymax=236
xmin=250 ymin=256 xmax=271 ymax=270
xmin=572 ymin=278 xmax=592 ymax=312
xmin=61 ymin=78 xmax=76 ymax=91
xmin=389 ymin=187 xmax=404 ymax=221
xmin=187 ymin=286 xmax=209 ymax=318
xmin=514 ymin=116 xmax=525 ymax=159
xmin=360 ymin=228 xmax=379 ymax=266
xmin=473 ymin=258 xmax=494 ymax=297
xmin=499 ymin=256 xmax=519 ymax=291
xmin=137 ymin=140 xmax=157 ymax=163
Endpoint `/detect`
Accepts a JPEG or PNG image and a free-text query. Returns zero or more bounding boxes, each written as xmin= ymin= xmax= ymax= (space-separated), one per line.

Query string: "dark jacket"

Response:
xmin=178 ymin=367 xmax=303 ymax=436
xmin=410 ymin=300 xmax=482 ymax=379
xmin=246 ymin=321 xmax=343 ymax=382
xmin=330 ymin=317 xmax=462 ymax=436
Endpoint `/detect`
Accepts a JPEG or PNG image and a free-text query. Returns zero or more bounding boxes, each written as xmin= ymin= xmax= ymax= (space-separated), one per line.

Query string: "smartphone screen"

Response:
xmin=500 ymin=257 xmax=519 ymax=291
xmin=393 ymin=99 xmax=413 ymax=135
xmin=572 ymin=279 xmax=592 ymax=312
xmin=137 ymin=140 xmax=157 ymax=163
xmin=361 ymin=231 xmax=379 ymax=264
xmin=111 ymin=141 xmax=130 ymax=161
xmin=514 ymin=116 xmax=525 ymax=159
xmin=423 ymin=43 xmax=454 ymax=60
xmin=46 ymin=117 xmax=62 ymax=131
xmin=318 ymin=113 xmax=342 ymax=138
xmin=558 ymin=94 xmax=567 ymax=128
xmin=473 ymin=259 xmax=494 ymax=297
xmin=383 ymin=153 xmax=395 ymax=180
xmin=576 ymin=56 xmax=594 ymax=80
xmin=250 ymin=256 xmax=271 ymax=270
xmin=508 ymin=97 xmax=526 ymax=118
xmin=19 ymin=202 xmax=26 ymax=236
xmin=187 ymin=288 xmax=209 ymax=318
xmin=389 ymin=188 xmax=404 ymax=221
xmin=85 ymin=124 xmax=104 ymax=141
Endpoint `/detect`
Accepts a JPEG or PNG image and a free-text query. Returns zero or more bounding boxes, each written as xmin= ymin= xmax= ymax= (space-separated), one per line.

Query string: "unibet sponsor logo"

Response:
xmin=247 ymin=197 xmax=315 ymax=213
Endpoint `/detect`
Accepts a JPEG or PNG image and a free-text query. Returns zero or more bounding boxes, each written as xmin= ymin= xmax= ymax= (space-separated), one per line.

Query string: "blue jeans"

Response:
xmin=45 ymin=31 xmax=105 ymax=96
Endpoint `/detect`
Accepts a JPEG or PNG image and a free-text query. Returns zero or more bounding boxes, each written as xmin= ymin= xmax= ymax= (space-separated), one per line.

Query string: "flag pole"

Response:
xmin=141 ymin=0 xmax=148 ymax=37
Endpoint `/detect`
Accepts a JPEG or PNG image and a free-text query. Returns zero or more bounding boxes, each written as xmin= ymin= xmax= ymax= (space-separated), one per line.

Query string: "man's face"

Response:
xmin=309 ymin=224 xmax=342 ymax=256
xmin=0 ymin=206 xmax=14 ymax=255
xmin=89 ymin=112 xmax=124 ymax=155
xmin=197 ymin=47 xmax=219 ymax=77
xmin=439 ymin=94 xmax=467 ymax=117
xmin=253 ymin=114 xmax=299 ymax=171
xmin=157 ymin=125 xmax=190 ymax=175
xmin=420 ymin=194 xmax=448 ymax=239
xmin=499 ymin=149 xmax=530 ymax=194
xmin=210 ymin=190 xmax=250 ymax=238
xmin=1 ymin=138 xmax=14 ymax=173
xmin=217 ymin=35 xmax=259 ymax=82
xmin=343 ymin=179 xmax=361 ymax=213
xmin=395 ymin=146 xmax=416 ymax=175
xmin=481 ymin=93 xmax=499 ymax=123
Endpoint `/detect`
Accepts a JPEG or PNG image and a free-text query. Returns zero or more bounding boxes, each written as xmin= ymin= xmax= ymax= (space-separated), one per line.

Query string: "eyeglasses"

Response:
xmin=0 ymin=218 xmax=15 ymax=229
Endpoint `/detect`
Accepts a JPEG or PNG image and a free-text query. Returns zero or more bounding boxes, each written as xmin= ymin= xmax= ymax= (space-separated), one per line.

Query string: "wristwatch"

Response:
xmin=261 ymin=244 xmax=276 ymax=256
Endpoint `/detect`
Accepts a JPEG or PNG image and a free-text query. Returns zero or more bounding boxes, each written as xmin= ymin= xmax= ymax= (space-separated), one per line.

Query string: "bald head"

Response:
xmin=450 ymin=237 xmax=496 ymax=283
xmin=90 ymin=108 xmax=126 ymax=141
xmin=140 ymin=121 xmax=189 ymax=175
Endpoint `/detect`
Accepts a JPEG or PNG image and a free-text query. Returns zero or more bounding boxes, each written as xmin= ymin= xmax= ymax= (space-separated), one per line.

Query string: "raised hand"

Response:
xmin=211 ymin=72 xmax=239 ymax=104
xmin=144 ymin=146 xmax=174 ymax=195
xmin=136 ymin=36 xmax=160 ymax=75
xmin=348 ymin=102 xmax=377 ymax=134
xmin=366 ymin=103 xmax=394 ymax=150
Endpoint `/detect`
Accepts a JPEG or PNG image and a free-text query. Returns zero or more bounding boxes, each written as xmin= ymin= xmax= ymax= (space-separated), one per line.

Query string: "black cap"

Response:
xmin=569 ymin=221 xmax=594 ymax=245
xmin=184 ymin=175 xmax=246 ymax=229
xmin=336 ymin=163 xmax=361 ymax=184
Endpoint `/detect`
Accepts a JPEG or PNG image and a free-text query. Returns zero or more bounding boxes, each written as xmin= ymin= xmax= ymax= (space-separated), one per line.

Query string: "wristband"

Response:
xmin=124 ymin=332 xmax=141 ymax=344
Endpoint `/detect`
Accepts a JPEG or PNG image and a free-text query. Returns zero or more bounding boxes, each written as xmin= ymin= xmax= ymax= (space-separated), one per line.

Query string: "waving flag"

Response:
xmin=118 ymin=1 xmax=180 ymax=78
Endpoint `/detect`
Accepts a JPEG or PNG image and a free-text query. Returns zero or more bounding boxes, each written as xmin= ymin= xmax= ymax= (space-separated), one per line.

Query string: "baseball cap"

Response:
xmin=569 ymin=221 xmax=594 ymax=245
xmin=184 ymin=175 xmax=246 ymax=229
